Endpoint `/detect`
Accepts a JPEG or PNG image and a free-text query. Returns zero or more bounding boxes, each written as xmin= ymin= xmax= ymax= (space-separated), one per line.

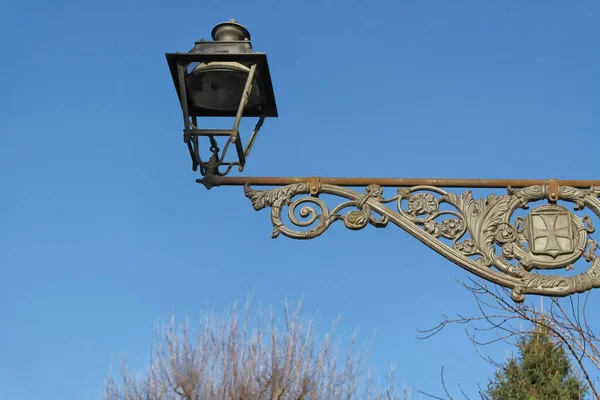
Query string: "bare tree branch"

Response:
xmin=105 ymin=297 xmax=411 ymax=400
xmin=419 ymin=278 xmax=600 ymax=400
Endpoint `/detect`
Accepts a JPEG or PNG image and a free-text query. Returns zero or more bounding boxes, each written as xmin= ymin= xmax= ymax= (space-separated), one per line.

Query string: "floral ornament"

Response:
xmin=423 ymin=220 xmax=439 ymax=236
xmin=342 ymin=185 xmax=388 ymax=230
xmin=439 ymin=218 xmax=464 ymax=239
xmin=518 ymin=257 xmax=534 ymax=271
xmin=454 ymin=239 xmax=478 ymax=256
xmin=344 ymin=210 xmax=369 ymax=230
xmin=502 ymin=242 xmax=515 ymax=259
xmin=365 ymin=184 xmax=384 ymax=200
xmin=494 ymin=222 xmax=517 ymax=244
xmin=584 ymin=239 xmax=598 ymax=262
xmin=407 ymin=193 xmax=438 ymax=217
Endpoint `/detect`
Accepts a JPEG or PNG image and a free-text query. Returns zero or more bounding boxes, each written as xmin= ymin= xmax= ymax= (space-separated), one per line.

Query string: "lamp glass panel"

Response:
xmin=186 ymin=64 xmax=261 ymax=112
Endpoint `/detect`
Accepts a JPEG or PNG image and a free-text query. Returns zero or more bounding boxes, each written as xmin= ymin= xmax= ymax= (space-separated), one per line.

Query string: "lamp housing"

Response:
xmin=165 ymin=20 xmax=278 ymax=178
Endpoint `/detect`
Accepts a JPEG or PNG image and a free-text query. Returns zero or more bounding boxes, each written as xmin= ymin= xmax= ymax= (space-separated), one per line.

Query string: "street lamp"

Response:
xmin=166 ymin=19 xmax=277 ymax=179
xmin=166 ymin=20 xmax=600 ymax=302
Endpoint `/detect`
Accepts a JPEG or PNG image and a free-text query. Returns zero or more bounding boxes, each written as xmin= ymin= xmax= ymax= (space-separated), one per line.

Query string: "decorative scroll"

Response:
xmin=244 ymin=183 xmax=600 ymax=302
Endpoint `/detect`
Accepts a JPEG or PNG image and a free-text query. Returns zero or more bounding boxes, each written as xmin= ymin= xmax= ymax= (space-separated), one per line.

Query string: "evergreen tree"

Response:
xmin=487 ymin=326 xmax=588 ymax=400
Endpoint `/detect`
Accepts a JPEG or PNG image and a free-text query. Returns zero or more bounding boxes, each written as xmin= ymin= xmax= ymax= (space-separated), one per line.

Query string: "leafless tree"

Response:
xmin=105 ymin=297 xmax=413 ymax=400
xmin=418 ymin=278 xmax=600 ymax=400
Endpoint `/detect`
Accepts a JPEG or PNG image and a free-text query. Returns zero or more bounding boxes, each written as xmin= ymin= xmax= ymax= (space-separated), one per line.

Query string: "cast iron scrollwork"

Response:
xmin=244 ymin=183 xmax=388 ymax=239
xmin=244 ymin=183 xmax=600 ymax=302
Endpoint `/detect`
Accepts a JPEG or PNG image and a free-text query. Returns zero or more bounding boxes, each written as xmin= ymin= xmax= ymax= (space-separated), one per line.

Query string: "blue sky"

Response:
xmin=2 ymin=1 xmax=600 ymax=399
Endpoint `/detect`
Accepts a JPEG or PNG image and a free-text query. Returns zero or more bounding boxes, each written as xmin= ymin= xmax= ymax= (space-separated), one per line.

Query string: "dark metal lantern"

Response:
xmin=165 ymin=19 xmax=277 ymax=179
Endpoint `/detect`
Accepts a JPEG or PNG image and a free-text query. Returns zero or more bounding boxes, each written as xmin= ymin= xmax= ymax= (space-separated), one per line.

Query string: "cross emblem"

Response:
xmin=529 ymin=208 xmax=573 ymax=258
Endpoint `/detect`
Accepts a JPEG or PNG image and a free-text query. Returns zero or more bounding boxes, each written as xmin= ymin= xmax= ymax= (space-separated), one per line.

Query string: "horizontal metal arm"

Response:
xmin=199 ymin=175 xmax=600 ymax=189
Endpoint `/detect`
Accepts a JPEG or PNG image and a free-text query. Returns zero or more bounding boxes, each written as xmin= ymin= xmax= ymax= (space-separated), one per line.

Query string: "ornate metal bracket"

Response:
xmin=243 ymin=182 xmax=600 ymax=302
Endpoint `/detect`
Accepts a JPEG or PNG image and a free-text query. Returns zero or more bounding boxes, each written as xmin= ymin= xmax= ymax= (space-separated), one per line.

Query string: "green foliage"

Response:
xmin=487 ymin=327 xmax=588 ymax=400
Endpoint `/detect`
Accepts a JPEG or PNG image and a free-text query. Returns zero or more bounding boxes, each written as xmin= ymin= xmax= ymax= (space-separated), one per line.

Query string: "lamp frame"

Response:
xmin=165 ymin=51 xmax=277 ymax=177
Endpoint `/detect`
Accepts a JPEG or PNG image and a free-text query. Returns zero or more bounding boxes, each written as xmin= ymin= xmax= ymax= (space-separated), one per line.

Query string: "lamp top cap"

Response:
xmin=211 ymin=19 xmax=251 ymax=42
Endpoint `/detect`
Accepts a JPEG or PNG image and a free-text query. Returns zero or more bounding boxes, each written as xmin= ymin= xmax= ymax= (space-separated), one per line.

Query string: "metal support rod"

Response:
xmin=243 ymin=115 xmax=266 ymax=159
xmin=177 ymin=64 xmax=191 ymax=143
xmin=230 ymin=64 xmax=258 ymax=169
xmin=232 ymin=64 xmax=257 ymax=132
xmin=198 ymin=176 xmax=600 ymax=189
